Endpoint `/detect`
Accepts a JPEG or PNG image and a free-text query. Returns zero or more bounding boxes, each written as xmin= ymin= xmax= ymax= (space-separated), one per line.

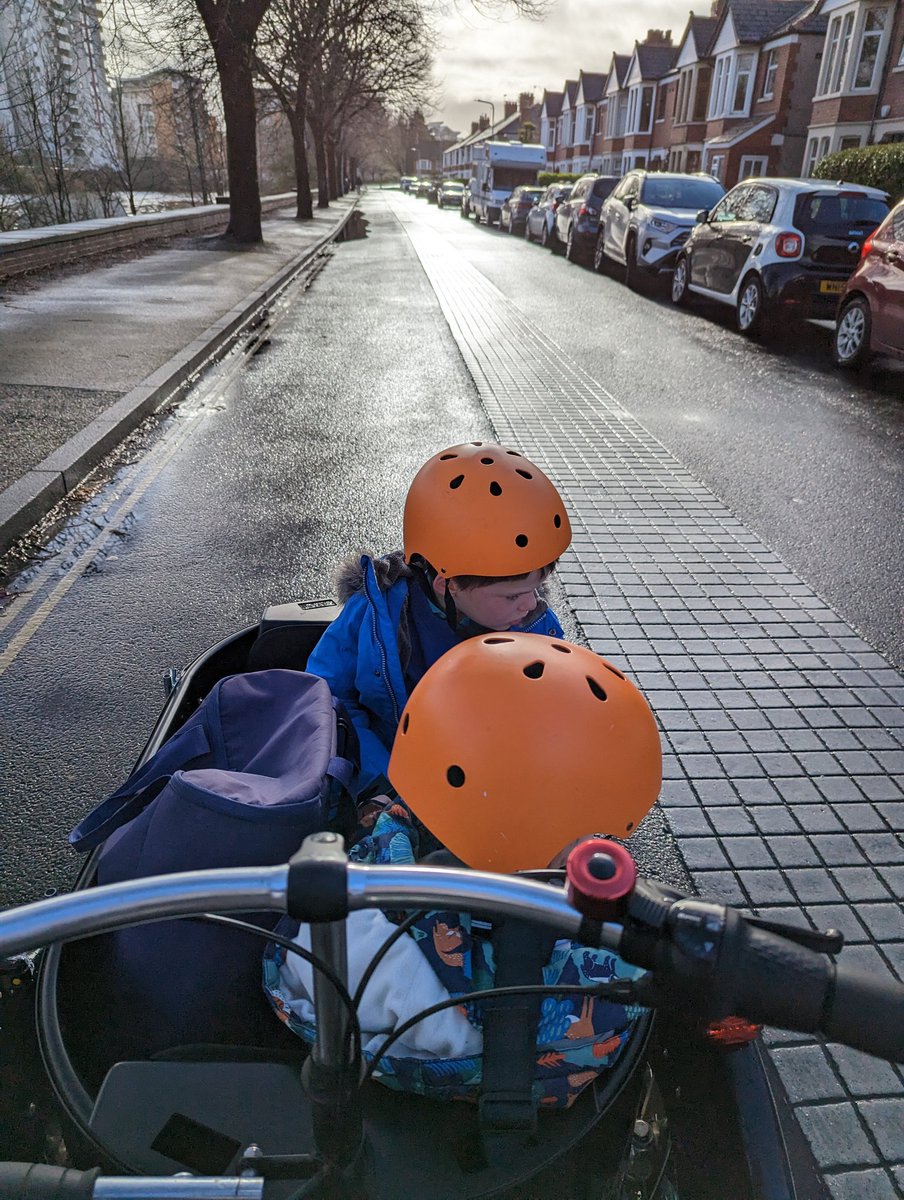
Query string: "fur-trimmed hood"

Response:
xmin=333 ymin=551 xmax=413 ymax=603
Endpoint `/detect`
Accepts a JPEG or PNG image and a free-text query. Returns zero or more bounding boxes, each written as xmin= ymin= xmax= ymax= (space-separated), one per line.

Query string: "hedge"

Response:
xmin=812 ymin=143 xmax=904 ymax=203
xmin=537 ymin=171 xmax=584 ymax=187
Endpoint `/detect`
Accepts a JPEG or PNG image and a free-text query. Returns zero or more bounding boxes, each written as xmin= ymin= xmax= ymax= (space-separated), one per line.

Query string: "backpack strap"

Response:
xmin=68 ymin=721 xmax=211 ymax=852
xmin=479 ymin=918 xmax=557 ymax=1138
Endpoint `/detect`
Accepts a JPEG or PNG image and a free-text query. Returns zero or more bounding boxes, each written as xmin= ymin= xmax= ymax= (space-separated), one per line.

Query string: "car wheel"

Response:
xmin=524 ymin=220 xmax=533 ymax=242
xmin=736 ymin=273 xmax=767 ymax=335
xmin=460 ymin=204 xmax=468 ymax=219
xmin=624 ymin=235 xmax=638 ymax=290
xmin=671 ymin=256 xmax=691 ymax=305
xmin=508 ymin=218 xmax=517 ymax=235
xmin=540 ymin=222 xmax=552 ymax=248
xmin=593 ymin=231 xmax=607 ymax=274
xmin=565 ymin=224 xmax=580 ymax=263
xmin=834 ymin=296 xmax=873 ymax=369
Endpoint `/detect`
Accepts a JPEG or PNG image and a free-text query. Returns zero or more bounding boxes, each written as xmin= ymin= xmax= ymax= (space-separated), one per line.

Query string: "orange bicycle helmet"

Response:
xmin=403 ymin=442 xmax=572 ymax=578
xmin=387 ymin=633 xmax=662 ymax=872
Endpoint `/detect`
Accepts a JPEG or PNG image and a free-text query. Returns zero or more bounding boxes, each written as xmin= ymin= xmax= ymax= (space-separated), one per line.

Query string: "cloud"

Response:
xmin=429 ymin=0 xmax=692 ymax=135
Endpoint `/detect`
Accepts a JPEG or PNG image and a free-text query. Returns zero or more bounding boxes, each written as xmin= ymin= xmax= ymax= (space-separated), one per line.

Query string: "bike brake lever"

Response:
xmin=744 ymin=914 xmax=844 ymax=956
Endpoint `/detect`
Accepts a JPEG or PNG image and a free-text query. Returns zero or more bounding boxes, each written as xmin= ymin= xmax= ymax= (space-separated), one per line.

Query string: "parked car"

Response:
xmin=671 ymin=178 xmax=889 ymax=335
xmin=425 ymin=179 xmax=443 ymax=204
xmin=415 ymin=180 xmax=434 ymax=199
xmin=437 ymin=181 xmax=465 ymax=210
xmin=596 ymin=171 xmax=726 ymax=286
xmin=553 ymin=174 xmax=620 ymax=260
xmin=833 ymin=196 xmax=904 ymax=368
xmin=500 ymin=185 xmax=543 ymax=234
xmin=399 ymin=176 xmax=418 ymax=193
xmin=525 ymin=183 xmax=573 ymax=245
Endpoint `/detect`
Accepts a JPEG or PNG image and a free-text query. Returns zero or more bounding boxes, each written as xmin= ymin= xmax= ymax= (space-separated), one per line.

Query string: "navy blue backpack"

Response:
xmin=68 ymin=668 xmax=358 ymax=1057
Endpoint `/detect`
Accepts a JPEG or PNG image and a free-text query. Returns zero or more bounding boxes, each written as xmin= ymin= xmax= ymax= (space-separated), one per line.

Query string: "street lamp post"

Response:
xmin=475 ymin=98 xmax=495 ymax=131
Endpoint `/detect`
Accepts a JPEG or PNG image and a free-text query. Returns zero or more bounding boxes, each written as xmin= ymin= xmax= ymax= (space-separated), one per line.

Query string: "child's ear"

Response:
xmin=432 ymin=574 xmax=449 ymax=600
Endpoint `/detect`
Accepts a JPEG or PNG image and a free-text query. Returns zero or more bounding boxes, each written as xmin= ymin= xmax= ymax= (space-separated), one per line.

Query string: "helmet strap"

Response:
xmin=410 ymin=557 xmax=461 ymax=633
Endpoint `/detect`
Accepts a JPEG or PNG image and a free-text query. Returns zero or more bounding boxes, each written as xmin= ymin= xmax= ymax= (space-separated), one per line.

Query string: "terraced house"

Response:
xmin=536 ymin=0 xmax=904 ymax=191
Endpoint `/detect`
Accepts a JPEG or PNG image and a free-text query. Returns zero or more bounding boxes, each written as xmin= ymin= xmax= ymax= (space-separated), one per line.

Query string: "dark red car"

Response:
xmin=833 ymin=197 xmax=904 ymax=367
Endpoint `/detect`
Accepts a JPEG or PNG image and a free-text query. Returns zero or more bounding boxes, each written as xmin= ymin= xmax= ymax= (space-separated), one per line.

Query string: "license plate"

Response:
xmin=819 ymin=280 xmax=845 ymax=294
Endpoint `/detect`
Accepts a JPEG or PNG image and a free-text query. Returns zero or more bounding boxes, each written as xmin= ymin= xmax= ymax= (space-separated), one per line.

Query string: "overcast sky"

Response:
xmin=429 ymin=0 xmax=699 ymax=135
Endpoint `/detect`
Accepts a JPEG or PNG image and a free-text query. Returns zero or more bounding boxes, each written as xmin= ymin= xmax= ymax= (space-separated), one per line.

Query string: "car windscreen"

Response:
xmin=519 ymin=189 xmax=543 ymax=201
xmin=794 ymin=193 xmax=889 ymax=233
xmin=640 ymin=177 xmax=724 ymax=209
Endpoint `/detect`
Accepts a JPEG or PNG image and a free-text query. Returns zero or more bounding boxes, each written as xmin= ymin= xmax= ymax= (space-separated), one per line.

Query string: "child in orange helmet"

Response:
xmin=306 ymin=442 xmax=572 ymax=807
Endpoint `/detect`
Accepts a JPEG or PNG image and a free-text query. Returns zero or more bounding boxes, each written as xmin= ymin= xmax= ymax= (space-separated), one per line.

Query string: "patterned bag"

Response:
xmin=264 ymin=803 xmax=645 ymax=1109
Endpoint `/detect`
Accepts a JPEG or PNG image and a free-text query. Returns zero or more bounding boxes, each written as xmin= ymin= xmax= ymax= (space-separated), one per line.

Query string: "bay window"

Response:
xmin=761 ymin=49 xmax=778 ymax=98
xmin=854 ymin=7 xmax=887 ymax=88
xmin=731 ymin=53 xmax=755 ymax=112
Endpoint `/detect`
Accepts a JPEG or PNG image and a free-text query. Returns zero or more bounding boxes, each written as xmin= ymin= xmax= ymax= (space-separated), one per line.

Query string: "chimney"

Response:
xmin=478 ymin=114 xmax=490 ymax=131
xmin=471 ymin=121 xmax=479 ymax=134
xmin=643 ymin=28 xmax=673 ymax=45
xmin=503 ymin=100 xmax=517 ymax=119
xmin=519 ymin=91 xmax=534 ymax=119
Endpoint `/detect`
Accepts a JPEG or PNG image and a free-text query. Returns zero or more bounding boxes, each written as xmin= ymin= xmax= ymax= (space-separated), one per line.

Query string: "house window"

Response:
xmin=839 ymin=135 xmax=862 ymax=150
xmin=693 ymin=64 xmax=711 ymax=120
xmin=656 ymin=84 xmax=667 ymax=121
xmin=819 ymin=10 xmax=855 ymax=95
xmin=584 ymin=107 xmax=595 ymax=142
xmin=899 ymin=36 xmax=904 ymax=66
xmin=804 ymin=134 xmax=831 ymax=175
xmin=710 ymin=56 xmax=729 ymax=116
xmin=732 ymin=53 xmax=755 ymax=113
xmin=761 ymin=49 xmax=778 ymax=98
xmin=640 ymin=86 xmax=654 ymax=131
xmin=854 ymin=7 xmax=887 ymax=89
xmin=709 ymin=153 xmax=725 ymax=181
xmin=739 ymin=155 xmax=768 ymax=177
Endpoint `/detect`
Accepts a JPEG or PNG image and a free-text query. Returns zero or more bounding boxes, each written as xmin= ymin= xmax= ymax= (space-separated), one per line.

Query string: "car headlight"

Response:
xmin=649 ymin=217 xmax=679 ymax=234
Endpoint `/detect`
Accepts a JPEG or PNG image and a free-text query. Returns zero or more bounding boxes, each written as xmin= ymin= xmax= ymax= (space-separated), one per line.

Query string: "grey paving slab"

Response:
xmin=393 ymin=196 xmax=904 ymax=1195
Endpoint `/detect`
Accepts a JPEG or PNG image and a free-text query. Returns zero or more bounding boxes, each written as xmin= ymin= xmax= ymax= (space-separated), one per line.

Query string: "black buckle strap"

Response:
xmin=478 ymin=918 xmax=557 ymax=1137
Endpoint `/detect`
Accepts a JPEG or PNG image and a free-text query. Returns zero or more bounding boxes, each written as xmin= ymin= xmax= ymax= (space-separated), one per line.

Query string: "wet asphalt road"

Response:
xmin=0 ymin=190 xmax=901 ymax=907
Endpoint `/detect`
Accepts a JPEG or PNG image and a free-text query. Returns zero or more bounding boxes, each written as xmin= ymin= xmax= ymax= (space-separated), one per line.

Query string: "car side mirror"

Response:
xmin=482 ymin=182 xmax=490 ymax=192
xmin=696 ymin=209 xmax=710 ymax=223
xmin=625 ymin=196 xmax=637 ymax=211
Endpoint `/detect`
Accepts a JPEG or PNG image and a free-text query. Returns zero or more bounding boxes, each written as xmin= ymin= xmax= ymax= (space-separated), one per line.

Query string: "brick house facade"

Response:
xmin=805 ymin=0 xmax=904 ymax=173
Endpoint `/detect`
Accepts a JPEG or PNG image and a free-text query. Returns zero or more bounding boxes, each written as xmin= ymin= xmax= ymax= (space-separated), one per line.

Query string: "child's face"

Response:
xmin=448 ymin=570 xmax=545 ymax=631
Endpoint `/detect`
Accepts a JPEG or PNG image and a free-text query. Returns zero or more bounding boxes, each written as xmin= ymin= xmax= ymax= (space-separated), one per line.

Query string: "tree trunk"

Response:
xmin=196 ymin=0 xmax=270 ymax=243
xmin=217 ymin=43 xmax=262 ymax=241
xmin=314 ymin=128 xmax=329 ymax=209
xmin=293 ymin=123 xmax=313 ymax=219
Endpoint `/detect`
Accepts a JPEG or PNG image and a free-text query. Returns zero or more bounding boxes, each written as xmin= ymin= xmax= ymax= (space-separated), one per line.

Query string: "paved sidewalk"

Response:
xmin=0 ymin=198 xmax=358 ymax=554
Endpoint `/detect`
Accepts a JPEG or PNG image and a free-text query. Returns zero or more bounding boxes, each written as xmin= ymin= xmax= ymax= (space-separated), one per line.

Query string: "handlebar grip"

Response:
xmin=0 ymin=1164 xmax=100 ymax=1198
xmin=824 ymin=962 xmax=904 ymax=1062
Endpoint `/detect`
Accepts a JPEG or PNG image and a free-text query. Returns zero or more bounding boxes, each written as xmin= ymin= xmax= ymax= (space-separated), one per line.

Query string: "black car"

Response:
xmin=552 ymin=174 xmax=620 ymax=262
xmin=500 ymin=186 xmax=543 ymax=234
xmin=671 ymin=178 xmax=890 ymax=334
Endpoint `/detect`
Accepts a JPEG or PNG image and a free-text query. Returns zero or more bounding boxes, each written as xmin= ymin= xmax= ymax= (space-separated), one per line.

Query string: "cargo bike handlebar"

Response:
xmin=1 ymin=832 xmax=903 ymax=1199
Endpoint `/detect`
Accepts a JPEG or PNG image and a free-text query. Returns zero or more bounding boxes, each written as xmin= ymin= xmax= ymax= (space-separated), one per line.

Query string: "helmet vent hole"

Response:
xmin=626 ymin=821 xmax=634 ymax=832
xmin=489 ymin=481 xmax=503 ymax=496
xmin=506 ymin=450 xmax=522 ymax=456
xmin=523 ymin=661 xmax=545 ymax=679
xmin=552 ymin=642 xmax=571 ymax=653
xmin=484 ymin=636 xmax=514 ymax=645
xmin=440 ymin=453 xmax=458 ymax=461
xmin=554 ymin=514 xmax=562 ymax=528
xmin=480 ymin=457 xmax=494 ymax=465
xmin=515 ymin=534 xmax=529 ymax=548
xmin=604 ymin=662 xmax=626 ymax=680
xmin=587 ymin=676 xmax=608 ymax=702
xmin=402 ymin=713 xmax=410 ymax=733
xmin=447 ymin=765 xmax=466 ymax=788
xmin=449 ymin=475 xmax=464 ymax=490
xmin=515 ymin=469 xmax=533 ymax=480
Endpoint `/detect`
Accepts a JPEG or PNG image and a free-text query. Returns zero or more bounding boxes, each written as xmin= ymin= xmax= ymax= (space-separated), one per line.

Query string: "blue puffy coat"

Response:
xmin=306 ymin=552 xmax=565 ymax=795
